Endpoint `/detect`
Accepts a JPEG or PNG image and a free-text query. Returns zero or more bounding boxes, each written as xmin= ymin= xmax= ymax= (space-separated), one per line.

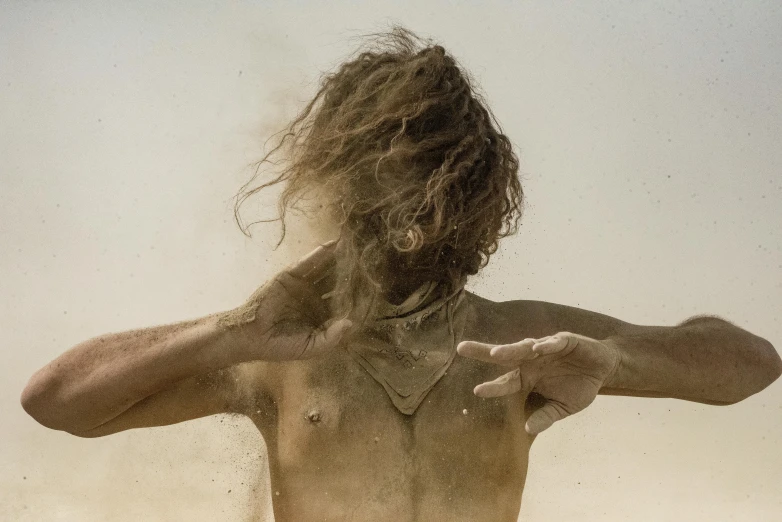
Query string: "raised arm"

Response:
xmin=20 ymin=242 xmax=351 ymax=437
xmin=458 ymin=300 xmax=781 ymax=434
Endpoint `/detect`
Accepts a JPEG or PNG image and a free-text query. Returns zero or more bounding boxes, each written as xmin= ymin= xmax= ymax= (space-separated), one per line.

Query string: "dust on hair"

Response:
xmin=233 ymin=26 xmax=524 ymax=323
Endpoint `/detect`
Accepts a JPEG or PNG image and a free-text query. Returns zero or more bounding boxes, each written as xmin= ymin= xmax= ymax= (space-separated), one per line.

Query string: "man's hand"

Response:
xmin=220 ymin=240 xmax=353 ymax=361
xmin=457 ymin=333 xmax=621 ymax=435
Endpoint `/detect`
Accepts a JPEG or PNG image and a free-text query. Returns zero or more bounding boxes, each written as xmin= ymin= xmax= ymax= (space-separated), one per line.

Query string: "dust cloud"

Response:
xmin=2 ymin=2 xmax=781 ymax=521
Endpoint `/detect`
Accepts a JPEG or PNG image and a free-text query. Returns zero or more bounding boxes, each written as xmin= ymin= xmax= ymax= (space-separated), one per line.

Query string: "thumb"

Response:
xmin=306 ymin=318 xmax=354 ymax=357
xmin=525 ymin=400 xmax=570 ymax=435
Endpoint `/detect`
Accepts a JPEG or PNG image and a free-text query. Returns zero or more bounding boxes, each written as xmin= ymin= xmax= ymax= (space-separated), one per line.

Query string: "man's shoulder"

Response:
xmin=464 ymin=291 xmax=549 ymax=319
xmin=463 ymin=291 xmax=558 ymax=343
xmin=464 ymin=291 xmax=629 ymax=342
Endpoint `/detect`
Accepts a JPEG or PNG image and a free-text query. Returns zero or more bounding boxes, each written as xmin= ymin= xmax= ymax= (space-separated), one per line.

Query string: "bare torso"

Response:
xmin=237 ymin=292 xmax=554 ymax=521
xmin=23 ymin=247 xmax=776 ymax=520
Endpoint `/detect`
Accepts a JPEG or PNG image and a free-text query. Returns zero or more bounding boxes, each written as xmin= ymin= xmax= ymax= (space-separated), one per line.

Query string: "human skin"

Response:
xmin=21 ymin=243 xmax=782 ymax=521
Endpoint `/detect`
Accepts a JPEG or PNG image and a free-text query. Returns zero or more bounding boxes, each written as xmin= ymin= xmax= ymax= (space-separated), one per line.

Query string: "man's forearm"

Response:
xmin=21 ymin=313 xmax=252 ymax=433
xmin=601 ymin=317 xmax=782 ymax=404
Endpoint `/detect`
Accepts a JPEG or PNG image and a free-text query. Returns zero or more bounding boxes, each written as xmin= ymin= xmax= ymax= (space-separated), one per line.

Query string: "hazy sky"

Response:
xmin=2 ymin=1 xmax=781 ymax=520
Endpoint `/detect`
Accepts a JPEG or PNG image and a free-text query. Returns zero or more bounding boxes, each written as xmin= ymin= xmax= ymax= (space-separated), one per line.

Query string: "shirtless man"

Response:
xmin=21 ymin=29 xmax=781 ymax=521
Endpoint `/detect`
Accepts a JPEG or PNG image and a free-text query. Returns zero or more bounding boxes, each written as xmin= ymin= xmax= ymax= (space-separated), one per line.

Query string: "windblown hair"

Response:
xmin=234 ymin=27 xmax=523 ymax=322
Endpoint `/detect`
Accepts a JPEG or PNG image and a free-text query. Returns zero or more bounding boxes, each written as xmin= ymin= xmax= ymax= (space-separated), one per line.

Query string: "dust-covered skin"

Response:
xmin=216 ymin=281 xmax=271 ymax=329
xmin=239 ymin=292 xmax=544 ymax=522
xmin=21 ymin=243 xmax=781 ymax=522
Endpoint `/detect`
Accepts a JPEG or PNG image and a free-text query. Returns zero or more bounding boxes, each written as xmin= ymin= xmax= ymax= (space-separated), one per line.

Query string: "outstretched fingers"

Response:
xmin=458 ymin=334 xmax=574 ymax=365
xmin=285 ymin=240 xmax=338 ymax=282
xmin=303 ymin=318 xmax=353 ymax=358
xmin=474 ymin=369 xmax=523 ymax=398
xmin=457 ymin=338 xmax=538 ymax=366
xmin=491 ymin=338 xmax=539 ymax=362
xmin=531 ymin=334 xmax=572 ymax=356
xmin=456 ymin=341 xmax=496 ymax=364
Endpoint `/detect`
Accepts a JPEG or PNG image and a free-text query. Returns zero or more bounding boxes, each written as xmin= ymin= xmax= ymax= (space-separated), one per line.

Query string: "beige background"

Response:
xmin=2 ymin=1 xmax=781 ymax=520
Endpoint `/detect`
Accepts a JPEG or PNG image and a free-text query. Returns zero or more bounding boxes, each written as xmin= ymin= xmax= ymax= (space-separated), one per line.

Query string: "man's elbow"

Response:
xmin=757 ymin=337 xmax=782 ymax=388
xmin=20 ymin=374 xmax=88 ymax=435
xmin=21 ymin=377 xmax=64 ymax=430
xmin=729 ymin=337 xmax=782 ymax=404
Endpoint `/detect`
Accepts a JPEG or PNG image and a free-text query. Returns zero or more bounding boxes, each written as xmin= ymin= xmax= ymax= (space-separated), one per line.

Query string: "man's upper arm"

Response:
xmin=496 ymin=298 xmax=636 ymax=341
xmin=537 ymin=300 xmax=636 ymax=340
xmin=72 ymin=364 xmax=258 ymax=438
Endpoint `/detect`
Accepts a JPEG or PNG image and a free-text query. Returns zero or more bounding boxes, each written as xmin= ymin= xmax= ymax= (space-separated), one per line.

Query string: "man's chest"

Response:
xmin=260 ymin=352 xmax=530 ymax=479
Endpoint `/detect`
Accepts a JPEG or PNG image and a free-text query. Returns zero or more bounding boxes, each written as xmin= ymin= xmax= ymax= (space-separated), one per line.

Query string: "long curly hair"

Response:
xmin=234 ymin=27 xmax=523 ymax=323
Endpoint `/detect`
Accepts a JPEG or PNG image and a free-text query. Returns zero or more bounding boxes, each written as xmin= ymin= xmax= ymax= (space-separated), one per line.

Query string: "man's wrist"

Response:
xmin=601 ymin=337 xmax=625 ymax=388
xmin=204 ymin=312 xmax=263 ymax=365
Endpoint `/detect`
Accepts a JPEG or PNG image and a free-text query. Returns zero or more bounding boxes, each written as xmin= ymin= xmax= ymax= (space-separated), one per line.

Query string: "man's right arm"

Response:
xmin=20 ymin=241 xmax=351 ymax=438
xmin=20 ymin=313 xmax=258 ymax=437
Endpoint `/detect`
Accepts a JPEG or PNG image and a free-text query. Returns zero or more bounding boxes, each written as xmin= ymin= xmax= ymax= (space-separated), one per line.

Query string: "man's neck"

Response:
xmin=382 ymin=274 xmax=433 ymax=306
